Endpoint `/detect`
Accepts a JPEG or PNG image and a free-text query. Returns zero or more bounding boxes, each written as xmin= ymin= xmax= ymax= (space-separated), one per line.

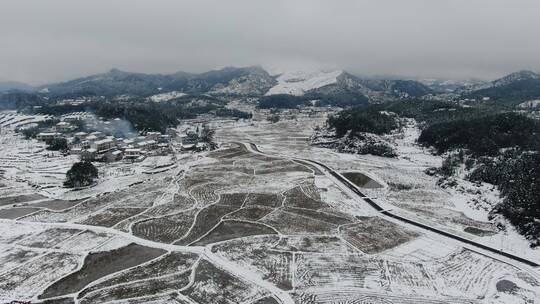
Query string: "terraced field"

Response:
xmin=0 ymin=139 xmax=538 ymax=304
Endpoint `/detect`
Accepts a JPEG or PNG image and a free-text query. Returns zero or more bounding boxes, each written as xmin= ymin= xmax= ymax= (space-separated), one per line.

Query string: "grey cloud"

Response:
xmin=1 ymin=0 xmax=539 ymax=84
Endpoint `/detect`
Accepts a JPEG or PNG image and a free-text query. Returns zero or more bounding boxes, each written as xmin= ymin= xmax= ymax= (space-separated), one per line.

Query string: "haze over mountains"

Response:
xmin=1 ymin=66 xmax=540 ymax=106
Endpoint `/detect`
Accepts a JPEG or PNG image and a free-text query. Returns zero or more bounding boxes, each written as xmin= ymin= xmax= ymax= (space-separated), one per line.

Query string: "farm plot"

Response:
xmin=292 ymin=288 xmax=477 ymax=304
xmin=0 ymin=207 xmax=41 ymax=219
xmin=132 ymin=209 xmax=198 ymax=243
xmin=433 ymin=249 xmax=537 ymax=299
xmin=0 ymin=246 xmax=41 ymax=274
xmin=272 ymin=235 xmax=358 ymax=254
xmin=143 ymin=194 xmax=195 ymax=217
xmin=181 ymin=259 xmax=267 ymax=304
xmin=79 ymin=272 xmax=191 ymax=304
xmin=259 ymin=209 xmax=338 ymax=235
xmin=244 ymin=193 xmax=283 ymax=208
xmin=31 ymin=199 xmax=85 ymax=210
xmin=224 ymin=205 xmax=274 ymax=221
xmin=294 ymin=253 xmax=381 ymax=289
xmin=0 ymin=194 xmax=47 ymax=207
xmin=174 ymin=204 xmax=239 ymax=245
xmin=340 ymin=217 xmax=419 ymax=254
xmin=78 ymin=207 xmax=146 ymax=227
xmin=283 ymin=186 xmax=328 ymax=210
xmin=79 ymin=251 xmax=199 ymax=298
xmin=0 ymin=252 xmax=81 ymax=300
xmin=212 ymin=236 xmax=294 ymax=290
xmin=39 ymin=243 xmax=166 ymax=299
xmin=17 ymin=228 xmax=83 ymax=249
xmin=55 ymin=230 xmax=113 ymax=252
xmin=193 ymin=220 xmax=278 ymax=245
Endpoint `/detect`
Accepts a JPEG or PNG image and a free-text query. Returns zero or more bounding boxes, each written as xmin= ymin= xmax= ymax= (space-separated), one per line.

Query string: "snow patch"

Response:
xmin=266 ymin=70 xmax=343 ymax=96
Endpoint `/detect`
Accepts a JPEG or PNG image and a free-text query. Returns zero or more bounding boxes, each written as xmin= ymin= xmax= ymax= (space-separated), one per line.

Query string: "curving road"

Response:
xmin=244 ymin=142 xmax=540 ymax=269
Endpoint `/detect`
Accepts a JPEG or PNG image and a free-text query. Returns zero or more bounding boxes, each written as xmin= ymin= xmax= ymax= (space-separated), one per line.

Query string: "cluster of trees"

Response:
xmin=465 ymin=78 xmax=540 ymax=105
xmin=418 ymin=112 xmax=540 ymax=156
xmin=327 ymin=106 xmax=398 ymax=137
xmin=30 ymin=97 xmax=251 ymax=133
xmin=46 ymin=138 xmax=68 ymax=151
xmin=467 ymin=150 xmax=540 ymax=246
xmin=257 ymin=92 xmax=369 ymax=110
xmin=386 ymin=99 xmax=540 ymax=246
xmin=64 ymin=161 xmax=98 ymax=188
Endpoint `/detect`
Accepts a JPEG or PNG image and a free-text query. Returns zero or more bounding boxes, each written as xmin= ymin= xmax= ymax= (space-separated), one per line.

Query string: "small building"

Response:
xmin=81 ymin=148 xmax=97 ymax=161
xmin=105 ymin=150 xmax=123 ymax=162
xmin=36 ymin=132 xmax=61 ymax=141
xmin=146 ymin=132 xmax=161 ymax=141
xmin=158 ymin=134 xmax=170 ymax=143
xmin=74 ymin=132 xmax=88 ymax=140
xmin=124 ymin=148 xmax=142 ymax=160
xmin=56 ymin=121 xmax=74 ymax=133
xmin=89 ymin=131 xmax=104 ymax=139
xmin=86 ymin=135 xmax=99 ymax=143
xmin=137 ymin=140 xmax=157 ymax=151
xmin=166 ymin=128 xmax=178 ymax=139
xmin=91 ymin=138 xmax=115 ymax=154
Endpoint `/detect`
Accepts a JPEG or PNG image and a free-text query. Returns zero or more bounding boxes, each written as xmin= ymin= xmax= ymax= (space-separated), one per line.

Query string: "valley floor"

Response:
xmin=0 ymin=111 xmax=539 ymax=304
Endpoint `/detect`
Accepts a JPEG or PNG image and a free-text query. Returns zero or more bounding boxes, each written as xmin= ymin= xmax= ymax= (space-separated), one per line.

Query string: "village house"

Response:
xmin=91 ymin=138 xmax=115 ymax=154
xmin=36 ymin=132 xmax=61 ymax=141
xmin=56 ymin=121 xmax=74 ymax=133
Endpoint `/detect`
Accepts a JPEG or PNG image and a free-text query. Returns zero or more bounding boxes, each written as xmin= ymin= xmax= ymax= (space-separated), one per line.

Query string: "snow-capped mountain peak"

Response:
xmin=265 ymin=70 xmax=344 ymax=96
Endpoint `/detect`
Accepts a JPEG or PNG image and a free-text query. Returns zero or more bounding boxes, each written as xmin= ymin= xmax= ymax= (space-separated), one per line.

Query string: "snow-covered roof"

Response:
xmin=94 ymin=139 xmax=113 ymax=145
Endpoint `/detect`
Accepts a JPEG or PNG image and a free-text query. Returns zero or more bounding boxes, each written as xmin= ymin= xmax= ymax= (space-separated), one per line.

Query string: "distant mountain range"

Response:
xmin=0 ymin=81 xmax=35 ymax=92
xmin=464 ymin=70 xmax=540 ymax=104
xmin=29 ymin=67 xmax=435 ymax=103
xmin=2 ymin=67 xmax=539 ymax=106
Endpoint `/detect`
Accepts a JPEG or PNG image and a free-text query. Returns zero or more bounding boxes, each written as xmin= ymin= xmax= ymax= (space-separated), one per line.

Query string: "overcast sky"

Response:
xmin=1 ymin=0 xmax=540 ymax=85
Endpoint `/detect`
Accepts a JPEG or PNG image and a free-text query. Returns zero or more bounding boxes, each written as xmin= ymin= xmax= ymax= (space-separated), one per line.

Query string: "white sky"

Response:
xmin=1 ymin=0 xmax=539 ymax=84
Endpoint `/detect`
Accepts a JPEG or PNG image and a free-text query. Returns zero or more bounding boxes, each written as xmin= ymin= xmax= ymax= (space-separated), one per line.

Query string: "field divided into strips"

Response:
xmin=0 ymin=139 xmax=539 ymax=303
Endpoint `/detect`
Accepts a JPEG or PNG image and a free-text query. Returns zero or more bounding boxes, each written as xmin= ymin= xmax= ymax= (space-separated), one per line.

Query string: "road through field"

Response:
xmin=243 ymin=142 xmax=540 ymax=274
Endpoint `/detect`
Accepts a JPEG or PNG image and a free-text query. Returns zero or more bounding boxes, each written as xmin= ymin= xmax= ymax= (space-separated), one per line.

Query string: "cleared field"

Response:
xmin=225 ymin=206 xmax=274 ymax=221
xmin=260 ymin=209 xmax=337 ymax=235
xmin=245 ymin=193 xmax=283 ymax=208
xmin=40 ymin=243 xmax=166 ymax=299
xmin=212 ymin=237 xmax=293 ymax=290
xmin=17 ymin=228 xmax=82 ymax=248
xmin=32 ymin=199 xmax=85 ymax=210
xmin=143 ymin=194 xmax=195 ymax=217
xmin=132 ymin=209 xmax=197 ymax=243
xmin=283 ymin=186 xmax=328 ymax=210
xmin=0 ymin=194 xmax=47 ymax=206
xmin=193 ymin=220 xmax=277 ymax=245
xmin=292 ymin=288 xmax=477 ymax=304
xmin=0 ymin=246 xmax=41 ymax=273
xmin=0 ymin=252 xmax=80 ymax=299
xmin=340 ymin=217 xmax=419 ymax=254
xmin=0 ymin=207 xmax=41 ymax=219
xmin=181 ymin=259 xmax=266 ymax=304
xmin=272 ymin=236 xmax=358 ymax=254
xmin=78 ymin=207 xmax=146 ymax=227
xmin=294 ymin=254 xmax=379 ymax=289
xmin=174 ymin=204 xmax=239 ymax=245
xmin=80 ymin=251 xmax=199 ymax=297
xmin=80 ymin=272 xmax=191 ymax=304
